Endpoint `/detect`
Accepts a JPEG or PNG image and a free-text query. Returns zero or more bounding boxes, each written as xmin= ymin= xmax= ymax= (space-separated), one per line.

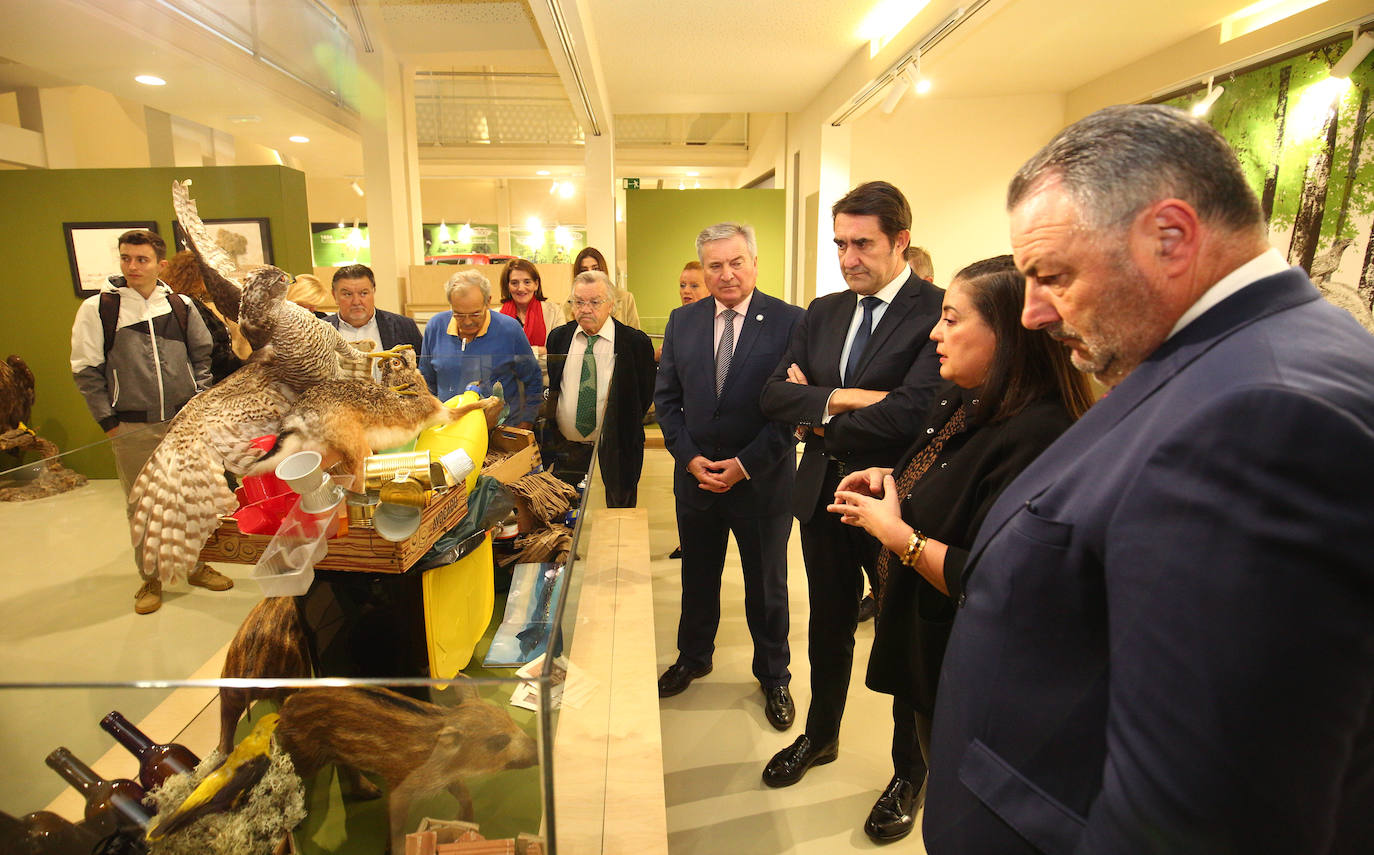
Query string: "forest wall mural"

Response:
xmin=1163 ymin=32 xmax=1374 ymax=331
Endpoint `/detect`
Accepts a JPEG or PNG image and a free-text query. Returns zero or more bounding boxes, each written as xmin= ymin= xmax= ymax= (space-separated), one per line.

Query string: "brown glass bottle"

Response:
xmin=1 ymin=809 xmax=100 ymax=855
xmin=43 ymin=747 xmax=153 ymax=838
xmin=99 ymin=711 xmax=200 ymax=790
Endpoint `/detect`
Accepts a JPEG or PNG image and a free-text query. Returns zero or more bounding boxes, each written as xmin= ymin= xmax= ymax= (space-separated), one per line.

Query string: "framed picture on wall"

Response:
xmin=63 ymin=221 xmax=161 ymax=297
xmin=172 ymin=218 xmax=274 ymax=269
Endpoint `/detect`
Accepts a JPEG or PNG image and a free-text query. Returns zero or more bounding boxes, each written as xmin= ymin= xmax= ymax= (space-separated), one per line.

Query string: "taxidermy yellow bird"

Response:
xmin=147 ymin=713 xmax=280 ymax=841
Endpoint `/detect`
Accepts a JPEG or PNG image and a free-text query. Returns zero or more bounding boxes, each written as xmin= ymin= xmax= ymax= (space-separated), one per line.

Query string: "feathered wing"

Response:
xmin=172 ymin=180 xmax=243 ymax=323
xmin=129 ymin=425 xmax=238 ymax=586
xmin=2 ymin=354 xmax=36 ymax=429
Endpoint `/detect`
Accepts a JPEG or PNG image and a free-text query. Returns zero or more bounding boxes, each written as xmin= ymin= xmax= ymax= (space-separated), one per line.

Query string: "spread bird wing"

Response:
xmin=172 ymin=180 xmax=243 ymax=323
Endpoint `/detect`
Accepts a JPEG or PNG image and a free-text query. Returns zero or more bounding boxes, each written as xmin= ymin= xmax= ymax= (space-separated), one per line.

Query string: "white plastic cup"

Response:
xmin=276 ymin=451 xmax=325 ymax=495
xmin=439 ymin=448 xmax=475 ymax=485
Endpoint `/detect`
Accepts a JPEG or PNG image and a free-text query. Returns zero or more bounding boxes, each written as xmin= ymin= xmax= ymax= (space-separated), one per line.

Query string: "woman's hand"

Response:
xmin=835 ymin=466 xmax=893 ymax=497
xmin=827 ymin=474 xmax=911 ymax=555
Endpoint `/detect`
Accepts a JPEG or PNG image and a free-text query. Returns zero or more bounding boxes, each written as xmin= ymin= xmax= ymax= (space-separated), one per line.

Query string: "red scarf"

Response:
xmin=500 ymin=298 xmax=548 ymax=346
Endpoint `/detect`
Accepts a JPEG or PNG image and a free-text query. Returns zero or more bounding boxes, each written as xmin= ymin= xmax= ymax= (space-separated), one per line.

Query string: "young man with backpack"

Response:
xmin=70 ymin=228 xmax=232 ymax=614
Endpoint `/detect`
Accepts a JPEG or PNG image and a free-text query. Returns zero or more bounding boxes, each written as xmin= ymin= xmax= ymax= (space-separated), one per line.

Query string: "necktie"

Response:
xmin=844 ymin=295 xmax=882 ymax=385
xmin=715 ymin=308 xmax=738 ymax=397
xmin=575 ymin=333 xmax=599 ymax=436
xmin=873 ymin=404 xmax=967 ymax=609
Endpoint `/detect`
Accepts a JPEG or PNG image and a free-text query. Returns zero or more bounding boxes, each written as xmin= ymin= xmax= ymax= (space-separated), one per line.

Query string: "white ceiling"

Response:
xmin=0 ymin=0 xmax=1328 ymax=177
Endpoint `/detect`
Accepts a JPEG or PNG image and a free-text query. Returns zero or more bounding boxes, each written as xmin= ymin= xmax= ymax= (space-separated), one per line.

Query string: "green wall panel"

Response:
xmin=625 ymin=189 xmax=786 ymax=336
xmin=0 ymin=165 xmax=310 ymax=477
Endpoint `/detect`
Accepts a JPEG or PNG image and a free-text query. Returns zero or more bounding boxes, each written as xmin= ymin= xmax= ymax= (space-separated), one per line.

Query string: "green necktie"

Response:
xmin=575 ymin=333 xmax=600 ymax=436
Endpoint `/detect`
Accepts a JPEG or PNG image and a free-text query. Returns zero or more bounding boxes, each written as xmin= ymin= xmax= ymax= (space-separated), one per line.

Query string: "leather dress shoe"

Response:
xmin=857 ymin=594 xmax=876 ymax=622
xmin=763 ymin=686 xmax=795 ymax=731
xmin=762 ymin=735 xmax=838 ymax=787
xmin=657 ymin=662 xmax=711 ymax=698
xmin=863 ymin=775 xmax=924 ymax=842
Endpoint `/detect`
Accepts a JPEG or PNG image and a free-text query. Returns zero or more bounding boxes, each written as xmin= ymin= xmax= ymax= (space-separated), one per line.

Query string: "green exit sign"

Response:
xmin=624 ymin=178 xmax=640 ymax=190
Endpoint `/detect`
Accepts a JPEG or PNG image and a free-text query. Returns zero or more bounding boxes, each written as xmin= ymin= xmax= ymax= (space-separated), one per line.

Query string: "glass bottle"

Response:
xmin=99 ymin=711 xmax=200 ymax=790
xmin=1 ymin=809 xmax=99 ymax=855
xmin=43 ymin=747 xmax=153 ymax=837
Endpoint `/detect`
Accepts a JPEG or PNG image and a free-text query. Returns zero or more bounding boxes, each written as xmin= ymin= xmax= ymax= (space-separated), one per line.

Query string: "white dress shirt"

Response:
xmin=1168 ymin=248 xmax=1288 ymax=340
xmin=556 ymin=319 xmax=616 ymax=442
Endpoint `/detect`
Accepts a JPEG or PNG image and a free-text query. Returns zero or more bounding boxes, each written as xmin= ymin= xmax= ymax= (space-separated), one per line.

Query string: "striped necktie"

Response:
xmin=715 ymin=308 xmax=738 ymax=397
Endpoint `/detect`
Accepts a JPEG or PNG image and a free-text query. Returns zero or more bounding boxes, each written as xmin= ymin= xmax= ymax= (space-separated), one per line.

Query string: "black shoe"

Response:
xmin=863 ymin=775 xmax=924 ymax=843
xmin=763 ymin=686 xmax=795 ymax=731
xmin=857 ymin=594 xmax=876 ymax=622
xmin=669 ymin=546 xmax=682 ymax=559
xmin=657 ymin=662 xmax=711 ymax=698
xmin=762 ymin=735 xmax=838 ymax=787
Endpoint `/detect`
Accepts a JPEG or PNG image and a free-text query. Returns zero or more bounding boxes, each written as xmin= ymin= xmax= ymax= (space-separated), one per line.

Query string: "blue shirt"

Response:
xmin=420 ymin=309 xmax=544 ymax=424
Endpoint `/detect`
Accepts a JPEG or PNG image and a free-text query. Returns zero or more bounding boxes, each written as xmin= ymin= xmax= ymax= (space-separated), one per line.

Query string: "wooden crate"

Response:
xmin=485 ymin=426 xmax=540 ymax=484
xmin=201 ymin=482 xmax=468 ymax=574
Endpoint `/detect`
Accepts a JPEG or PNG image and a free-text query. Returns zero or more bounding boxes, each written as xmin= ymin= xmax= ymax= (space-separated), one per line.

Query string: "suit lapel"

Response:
xmin=853 ymin=274 xmax=927 ymax=383
xmin=817 ymin=291 xmax=857 ymax=386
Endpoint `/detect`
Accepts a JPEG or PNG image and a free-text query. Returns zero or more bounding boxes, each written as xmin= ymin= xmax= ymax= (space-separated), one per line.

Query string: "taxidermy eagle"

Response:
xmin=127 ymin=181 xmax=377 ymax=586
xmin=0 ymin=355 xmax=36 ymax=432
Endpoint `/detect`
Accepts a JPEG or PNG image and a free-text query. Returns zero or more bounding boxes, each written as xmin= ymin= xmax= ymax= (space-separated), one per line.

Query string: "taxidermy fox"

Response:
xmin=255 ymin=345 xmax=500 ymax=484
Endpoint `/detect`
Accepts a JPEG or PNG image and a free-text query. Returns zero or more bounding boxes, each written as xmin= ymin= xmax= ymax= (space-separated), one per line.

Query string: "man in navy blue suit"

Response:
xmin=324 ymin=264 xmax=423 ymax=351
xmin=926 ymin=105 xmax=1374 ymax=854
xmin=654 ymin=222 xmax=804 ymax=731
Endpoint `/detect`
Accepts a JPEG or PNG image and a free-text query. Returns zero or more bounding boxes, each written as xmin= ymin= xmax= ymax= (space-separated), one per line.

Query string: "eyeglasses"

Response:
xmin=453 ymin=309 xmax=487 ymax=321
xmin=572 ymin=298 xmax=607 ymax=309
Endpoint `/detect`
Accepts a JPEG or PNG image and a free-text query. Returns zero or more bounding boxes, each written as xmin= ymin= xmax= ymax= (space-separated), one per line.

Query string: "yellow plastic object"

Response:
xmin=422 ymin=532 xmax=495 ymax=678
xmin=413 ymin=390 xmax=489 ymax=493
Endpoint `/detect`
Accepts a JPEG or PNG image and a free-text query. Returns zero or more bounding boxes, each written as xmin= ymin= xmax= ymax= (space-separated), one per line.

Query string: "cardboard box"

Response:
xmin=201 ymin=482 xmax=469 ymax=574
xmin=484 ymin=426 xmax=539 ymax=484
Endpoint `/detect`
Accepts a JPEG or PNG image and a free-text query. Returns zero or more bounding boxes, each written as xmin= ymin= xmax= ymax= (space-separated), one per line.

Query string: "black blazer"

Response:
xmin=654 ymin=290 xmax=804 ymax=516
xmin=864 ymin=387 xmax=1074 ymax=716
xmin=545 ymin=318 xmax=656 ymax=493
xmin=760 ymin=272 xmax=944 ymax=522
xmin=323 ymin=307 xmax=424 ymax=351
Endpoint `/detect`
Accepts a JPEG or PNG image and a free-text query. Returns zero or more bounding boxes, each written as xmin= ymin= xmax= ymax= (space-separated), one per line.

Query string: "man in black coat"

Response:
xmin=544 ymin=271 xmax=655 ymax=507
xmin=758 ymin=182 xmax=944 ymax=825
xmin=324 ymin=263 xmax=424 ymax=351
xmin=654 ymin=222 xmax=804 ymax=731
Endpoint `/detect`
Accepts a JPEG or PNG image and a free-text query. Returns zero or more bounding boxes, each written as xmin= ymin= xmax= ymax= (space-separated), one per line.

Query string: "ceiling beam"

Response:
xmin=524 ymin=0 xmax=613 ymax=137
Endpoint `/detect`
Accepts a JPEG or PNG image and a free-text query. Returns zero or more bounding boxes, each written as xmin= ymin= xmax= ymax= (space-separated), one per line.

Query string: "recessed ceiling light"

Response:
xmin=536 ymin=170 xmax=551 ymax=176
xmin=686 ymin=171 xmax=700 ymax=177
xmin=289 ymin=135 xmax=310 ymax=143
xmin=228 ymin=115 xmax=261 ymax=124
xmin=135 ymin=75 xmax=166 ymax=86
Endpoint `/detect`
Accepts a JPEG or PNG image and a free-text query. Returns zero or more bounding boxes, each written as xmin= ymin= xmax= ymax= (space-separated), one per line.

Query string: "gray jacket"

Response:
xmin=70 ymin=278 xmax=213 ymax=431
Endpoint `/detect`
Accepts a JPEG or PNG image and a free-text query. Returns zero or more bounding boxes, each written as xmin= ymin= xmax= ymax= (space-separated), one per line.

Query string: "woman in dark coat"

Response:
xmin=828 ymin=255 xmax=1093 ymax=843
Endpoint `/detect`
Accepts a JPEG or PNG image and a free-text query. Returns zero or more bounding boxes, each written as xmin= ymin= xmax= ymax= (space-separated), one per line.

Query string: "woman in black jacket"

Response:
xmin=828 ymin=255 xmax=1093 ymax=843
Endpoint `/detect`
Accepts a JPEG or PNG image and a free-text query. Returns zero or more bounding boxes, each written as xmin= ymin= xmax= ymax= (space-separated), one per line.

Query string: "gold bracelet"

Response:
xmin=901 ymin=531 xmax=928 ymax=568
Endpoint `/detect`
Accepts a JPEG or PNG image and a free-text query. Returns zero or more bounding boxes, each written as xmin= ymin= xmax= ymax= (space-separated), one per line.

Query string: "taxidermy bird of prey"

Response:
xmin=1 ymin=355 xmax=37 ymax=432
xmin=147 ymin=713 xmax=280 ymax=841
xmin=128 ymin=181 xmax=374 ymax=585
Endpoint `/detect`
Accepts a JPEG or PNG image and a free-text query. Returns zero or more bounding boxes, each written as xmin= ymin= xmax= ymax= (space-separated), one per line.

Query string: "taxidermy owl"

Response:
xmin=257 ymin=345 xmax=501 ymax=485
xmin=127 ymin=182 xmax=378 ymax=586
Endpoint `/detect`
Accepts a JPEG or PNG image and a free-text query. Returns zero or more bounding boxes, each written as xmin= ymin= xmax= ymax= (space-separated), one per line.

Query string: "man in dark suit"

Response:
xmin=325 ymin=263 xmax=424 ymax=350
xmin=758 ymin=182 xmax=943 ymax=828
xmin=544 ymin=270 xmax=655 ymax=508
xmin=654 ymin=222 xmax=804 ymax=730
xmin=926 ymin=105 xmax=1374 ymax=854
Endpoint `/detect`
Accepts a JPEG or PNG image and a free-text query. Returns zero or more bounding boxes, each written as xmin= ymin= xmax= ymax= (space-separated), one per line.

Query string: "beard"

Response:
xmin=1048 ymin=255 xmax=1171 ymax=387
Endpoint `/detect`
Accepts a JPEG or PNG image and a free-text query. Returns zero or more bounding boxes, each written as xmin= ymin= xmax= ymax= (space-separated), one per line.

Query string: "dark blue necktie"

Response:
xmin=844 ymin=296 xmax=882 ymax=385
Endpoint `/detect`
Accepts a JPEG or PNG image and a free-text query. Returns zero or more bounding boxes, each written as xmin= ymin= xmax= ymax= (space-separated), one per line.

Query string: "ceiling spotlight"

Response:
xmin=526 ymin=216 xmax=543 ymax=234
xmin=906 ymin=51 xmax=932 ymax=96
xmin=1331 ymin=31 xmax=1374 ymax=80
xmin=678 ymin=181 xmax=685 ymax=190
xmin=289 ymin=135 xmax=310 ymax=143
xmin=536 ymin=170 xmax=551 ymax=176
xmin=880 ymin=75 xmax=910 ymax=114
xmin=693 ymin=181 xmax=701 ymax=189
xmin=558 ymin=181 xmax=576 ymax=199
xmin=549 ymin=181 xmax=559 ymax=195
xmin=1192 ymin=80 xmax=1225 ymax=116
xmin=349 ymin=180 xmax=364 ymax=197
xmin=228 ymin=115 xmax=261 ymax=124
xmin=134 ymin=74 xmax=166 ymax=86
xmin=686 ymin=171 xmax=700 ymax=177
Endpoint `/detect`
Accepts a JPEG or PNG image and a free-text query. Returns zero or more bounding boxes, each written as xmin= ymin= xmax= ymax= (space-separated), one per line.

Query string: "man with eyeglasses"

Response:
xmin=543 ymin=270 xmax=655 ymax=507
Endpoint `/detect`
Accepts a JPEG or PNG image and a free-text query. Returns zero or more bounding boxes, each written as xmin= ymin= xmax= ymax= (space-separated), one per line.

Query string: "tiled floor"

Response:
xmin=639 ymin=449 xmax=928 ymax=854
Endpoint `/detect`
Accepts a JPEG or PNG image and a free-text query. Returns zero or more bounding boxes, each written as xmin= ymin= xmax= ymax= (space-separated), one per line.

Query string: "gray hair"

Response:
xmin=444 ymin=269 xmax=491 ymax=303
xmin=1007 ymin=104 xmax=1264 ymax=235
xmin=696 ymin=222 xmax=757 ymax=261
xmin=572 ymin=269 xmax=614 ymax=301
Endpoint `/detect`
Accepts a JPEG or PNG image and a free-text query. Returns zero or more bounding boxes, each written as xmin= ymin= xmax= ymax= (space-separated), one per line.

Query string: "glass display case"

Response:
xmin=0 ymin=368 xmax=607 ymax=855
